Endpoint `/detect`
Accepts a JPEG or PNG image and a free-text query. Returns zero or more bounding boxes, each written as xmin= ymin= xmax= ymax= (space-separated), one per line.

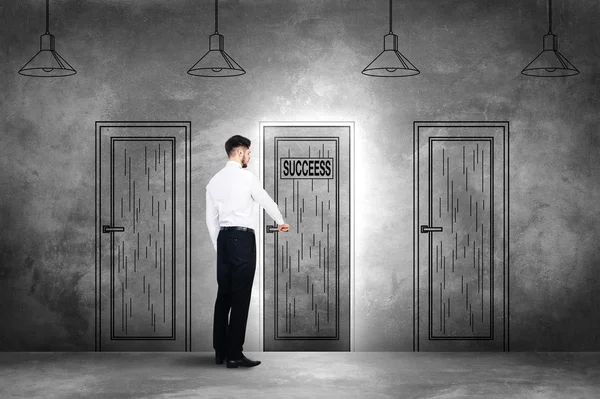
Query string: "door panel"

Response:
xmin=429 ymin=138 xmax=493 ymax=338
xmin=95 ymin=122 xmax=191 ymax=351
xmin=259 ymin=123 xmax=354 ymax=352
xmin=413 ymin=122 xmax=509 ymax=351
xmin=111 ymin=139 xmax=175 ymax=338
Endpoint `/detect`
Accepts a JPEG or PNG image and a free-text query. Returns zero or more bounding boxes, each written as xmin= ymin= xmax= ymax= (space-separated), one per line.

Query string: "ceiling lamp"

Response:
xmin=18 ymin=0 xmax=76 ymax=77
xmin=362 ymin=0 xmax=419 ymax=77
xmin=188 ymin=0 xmax=245 ymax=77
xmin=521 ymin=0 xmax=579 ymax=77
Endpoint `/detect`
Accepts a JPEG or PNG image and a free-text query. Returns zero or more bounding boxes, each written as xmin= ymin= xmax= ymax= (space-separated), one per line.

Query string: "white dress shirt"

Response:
xmin=206 ymin=160 xmax=285 ymax=251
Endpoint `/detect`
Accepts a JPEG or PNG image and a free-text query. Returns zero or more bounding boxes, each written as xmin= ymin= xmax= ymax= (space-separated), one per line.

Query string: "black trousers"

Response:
xmin=213 ymin=228 xmax=256 ymax=360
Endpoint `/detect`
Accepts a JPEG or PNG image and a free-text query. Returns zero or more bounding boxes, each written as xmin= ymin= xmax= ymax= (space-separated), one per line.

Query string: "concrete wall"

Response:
xmin=1 ymin=0 xmax=599 ymax=351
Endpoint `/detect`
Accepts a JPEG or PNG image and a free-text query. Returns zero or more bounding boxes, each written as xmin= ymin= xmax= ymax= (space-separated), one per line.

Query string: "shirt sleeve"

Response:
xmin=206 ymin=187 xmax=219 ymax=252
xmin=249 ymin=173 xmax=285 ymax=225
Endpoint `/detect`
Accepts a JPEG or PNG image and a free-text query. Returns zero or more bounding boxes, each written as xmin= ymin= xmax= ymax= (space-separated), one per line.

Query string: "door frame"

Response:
xmin=413 ymin=121 xmax=509 ymax=351
xmin=258 ymin=121 xmax=355 ymax=352
xmin=94 ymin=121 xmax=192 ymax=351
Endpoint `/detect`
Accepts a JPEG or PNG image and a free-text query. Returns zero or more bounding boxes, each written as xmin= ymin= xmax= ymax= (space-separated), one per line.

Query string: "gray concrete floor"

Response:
xmin=0 ymin=352 xmax=599 ymax=398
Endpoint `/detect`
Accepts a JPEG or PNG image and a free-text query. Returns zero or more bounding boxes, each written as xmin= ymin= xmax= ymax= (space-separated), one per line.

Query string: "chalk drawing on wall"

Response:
xmin=413 ymin=121 xmax=509 ymax=352
xmin=188 ymin=0 xmax=245 ymax=77
xmin=95 ymin=121 xmax=192 ymax=351
xmin=362 ymin=0 xmax=419 ymax=77
xmin=521 ymin=0 xmax=579 ymax=77
xmin=18 ymin=0 xmax=76 ymax=77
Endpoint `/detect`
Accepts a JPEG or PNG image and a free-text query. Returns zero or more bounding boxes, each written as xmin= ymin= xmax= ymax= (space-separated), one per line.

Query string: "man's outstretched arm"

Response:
xmin=249 ymin=173 xmax=285 ymax=225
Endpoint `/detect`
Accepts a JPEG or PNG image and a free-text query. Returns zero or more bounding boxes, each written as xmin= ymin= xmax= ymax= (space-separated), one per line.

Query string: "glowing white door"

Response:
xmin=259 ymin=122 xmax=354 ymax=352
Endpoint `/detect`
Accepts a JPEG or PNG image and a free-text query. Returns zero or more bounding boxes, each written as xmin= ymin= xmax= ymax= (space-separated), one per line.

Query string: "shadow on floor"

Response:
xmin=171 ymin=353 xmax=219 ymax=367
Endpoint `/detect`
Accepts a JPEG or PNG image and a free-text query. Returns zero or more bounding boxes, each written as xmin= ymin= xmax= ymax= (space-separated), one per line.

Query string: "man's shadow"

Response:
xmin=172 ymin=353 xmax=221 ymax=367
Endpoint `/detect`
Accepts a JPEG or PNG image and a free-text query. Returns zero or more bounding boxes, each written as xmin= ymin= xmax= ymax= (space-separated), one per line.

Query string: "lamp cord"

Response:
xmin=389 ymin=0 xmax=392 ymax=33
xmin=215 ymin=0 xmax=218 ymax=33
xmin=548 ymin=0 xmax=552 ymax=33
xmin=46 ymin=0 xmax=49 ymax=33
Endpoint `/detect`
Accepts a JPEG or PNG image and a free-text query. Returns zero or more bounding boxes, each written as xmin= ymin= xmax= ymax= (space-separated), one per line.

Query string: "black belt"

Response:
xmin=220 ymin=226 xmax=254 ymax=234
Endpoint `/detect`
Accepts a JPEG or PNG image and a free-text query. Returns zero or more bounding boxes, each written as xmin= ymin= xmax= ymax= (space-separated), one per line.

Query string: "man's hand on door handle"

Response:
xmin=278 ymin=224 xmax=289 ymax=232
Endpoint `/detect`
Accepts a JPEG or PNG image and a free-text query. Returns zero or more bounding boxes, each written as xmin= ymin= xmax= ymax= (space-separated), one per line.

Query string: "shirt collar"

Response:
xmin=226 ymin=160 xmax=242 ymax=168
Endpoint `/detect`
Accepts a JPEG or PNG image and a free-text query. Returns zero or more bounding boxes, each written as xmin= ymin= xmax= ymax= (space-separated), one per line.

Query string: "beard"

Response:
xmin=242 ymin=157 xmax=248 ymax=168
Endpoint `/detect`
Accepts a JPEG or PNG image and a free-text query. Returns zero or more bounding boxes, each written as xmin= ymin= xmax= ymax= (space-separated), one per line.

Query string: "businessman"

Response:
xmin=206 ymin=135 xmax=289 ymax=368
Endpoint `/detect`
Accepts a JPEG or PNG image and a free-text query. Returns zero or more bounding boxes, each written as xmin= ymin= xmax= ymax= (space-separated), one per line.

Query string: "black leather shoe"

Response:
xmin=215 ymin=351 xmax=226 ymax=365
xmin=226 ymin=355 xmax=261 ymax=368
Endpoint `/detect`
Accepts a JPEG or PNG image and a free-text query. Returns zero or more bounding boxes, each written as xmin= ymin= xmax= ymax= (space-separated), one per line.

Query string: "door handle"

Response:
xmin=266 ymin=224 xmax=279 ymax=233
xmin=420 ymin=225 xmax=443 ymax=233
xmin=103 ymin=225 xmax=125 ymax=233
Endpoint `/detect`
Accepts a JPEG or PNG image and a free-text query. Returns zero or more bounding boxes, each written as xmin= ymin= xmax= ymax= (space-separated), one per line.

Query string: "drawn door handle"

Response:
xmin=103 ymin=225 xmax=125 ymax=233
xmin=420 ymin=225 xmax=443 ymax=233
xmin=266 ymin=224 xmax=279 ymax=233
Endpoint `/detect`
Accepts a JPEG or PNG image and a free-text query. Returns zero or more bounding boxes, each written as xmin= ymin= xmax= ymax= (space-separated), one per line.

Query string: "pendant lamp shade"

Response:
xmin=187 ymin=33 xmax=245 ymax=77
xmin=187 ymin=0 xmax=245 ymax=77
xmin=19 ymin=33 xmax=76 ymax=77
xmin=362 ymin=33 xmax=419 ymax=77
xmin=521 ymin=0 xmax=578 ymax=77
xmin=18 ymin=0 xmax=76 ymax=77
xmin=362 ymin=0 xmax=419 ymax=77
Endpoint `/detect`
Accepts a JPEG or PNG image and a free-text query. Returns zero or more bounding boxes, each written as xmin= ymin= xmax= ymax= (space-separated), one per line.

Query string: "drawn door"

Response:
xmin=95 ymin=121 xmax=191 ymax=351
xmin=413 ymin=121 xmax=509 ymax=351
xmin=259 ymin=122 xmax=354 ymax=352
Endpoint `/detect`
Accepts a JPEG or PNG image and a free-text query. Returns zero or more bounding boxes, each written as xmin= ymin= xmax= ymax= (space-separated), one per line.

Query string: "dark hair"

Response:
xmin=225 ymin=135 xmax=251 ymax=157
